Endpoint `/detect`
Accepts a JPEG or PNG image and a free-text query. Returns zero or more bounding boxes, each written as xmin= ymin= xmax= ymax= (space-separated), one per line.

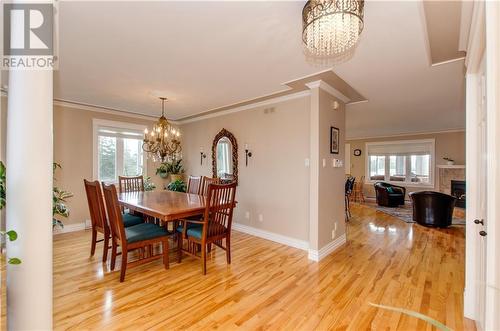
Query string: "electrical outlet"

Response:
xmin=305 ymin=158 xmax=310 ymax=167
xmin=322 ymin=159 xmax=326 ymax=167
xmin=245 ymin=211 xmax=250 ymax=219
xmin=258 ymin=214 xmax=264 ymax=222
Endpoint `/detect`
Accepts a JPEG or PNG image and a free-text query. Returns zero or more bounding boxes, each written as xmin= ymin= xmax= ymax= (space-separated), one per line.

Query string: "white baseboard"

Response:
xmin=308 ymin=234 xmax=347 ymax=262
xmin=53 ymin=220 xmax=91 ymax=235
xmin=232 ymin=223 xmax=309 ymax=251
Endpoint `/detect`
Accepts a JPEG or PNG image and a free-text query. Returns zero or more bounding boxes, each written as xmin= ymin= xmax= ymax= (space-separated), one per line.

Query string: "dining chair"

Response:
xmin=200 ymin=176 xmax=221 ymax=196
xmin=177 ymin=182 xmax=237 ymax=275
xmin=186 ymin=175 xmax=202 ymax=194
xmin=351 ymin=175 xmax=365 ymax=203
xmin=345 ymin=176 xmax=356 ymax=220
xmin=118 ymin=175 xmax=144 ymax=193
xmin=84 ymin=179 xmax=111 ymax=263
xmin=84 ymin=180 xmax=145 ymax=262
xmin=102 ymin=183 xmax=170 ymax=282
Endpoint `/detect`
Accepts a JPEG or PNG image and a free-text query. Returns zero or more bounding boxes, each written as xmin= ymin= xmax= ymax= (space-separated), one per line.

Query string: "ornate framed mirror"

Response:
xmin=212 ymin=128 xmax=238 ymax=183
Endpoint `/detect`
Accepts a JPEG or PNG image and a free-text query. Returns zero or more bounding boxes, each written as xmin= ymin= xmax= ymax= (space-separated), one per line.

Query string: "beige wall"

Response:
xmin=346 ymin=131 xmax=466 ymax=198
xmin=53 ymin=105 xmax=163 ymax=225
xmin=315 ymin=89 xmax=346 ymax=249
xmin=181 ymin=96 xmax=311 ymax=241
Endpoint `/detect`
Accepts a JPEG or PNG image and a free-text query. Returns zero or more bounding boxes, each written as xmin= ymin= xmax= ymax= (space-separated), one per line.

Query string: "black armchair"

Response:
xmin=374 ymin=182 xmax=406 ymax=207
xmin=409 ymin=191 xmax=456 ymax=228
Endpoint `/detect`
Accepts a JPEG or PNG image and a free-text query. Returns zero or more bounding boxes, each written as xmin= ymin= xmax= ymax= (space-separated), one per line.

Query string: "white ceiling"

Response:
xmin=49 ymin=1 xmax=464 ymax=138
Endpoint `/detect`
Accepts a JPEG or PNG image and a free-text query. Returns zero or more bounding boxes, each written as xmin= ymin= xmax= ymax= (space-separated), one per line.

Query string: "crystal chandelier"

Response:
xmin=302 ymin=0 xmax=365 ymax=60
xmin=142 ymin=97 xmax=182 ymax=162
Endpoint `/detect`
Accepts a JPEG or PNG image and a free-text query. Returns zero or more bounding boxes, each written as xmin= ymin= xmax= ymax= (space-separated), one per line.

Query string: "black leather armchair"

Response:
xmin=374 ymin=182 xmax=406 ymax=207
xmin=409 ymin=191 xmax=456 ymax=228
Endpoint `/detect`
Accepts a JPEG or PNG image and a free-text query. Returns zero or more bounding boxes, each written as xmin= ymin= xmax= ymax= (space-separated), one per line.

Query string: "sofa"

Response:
xmin=374 ymin=182 xmax=406 ymax=207
xmin=409 ymin=191 xmax=456 ymax=228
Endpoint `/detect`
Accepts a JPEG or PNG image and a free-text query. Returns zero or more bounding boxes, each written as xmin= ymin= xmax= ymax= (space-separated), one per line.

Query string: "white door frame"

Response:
xmin=484 ymin=2 xmax=500 ymax=329
xmin=464 ymin=1 xmax=500 ymax=329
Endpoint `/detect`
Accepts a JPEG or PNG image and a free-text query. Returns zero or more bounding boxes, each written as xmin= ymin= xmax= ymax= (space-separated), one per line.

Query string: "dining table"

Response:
xmin=118 ymin=190 xmax=207 ymax=223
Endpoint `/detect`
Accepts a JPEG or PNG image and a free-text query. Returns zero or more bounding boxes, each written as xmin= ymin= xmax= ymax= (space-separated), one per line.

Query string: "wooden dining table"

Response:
xmin=118 ymin=190 xmax=207 ymax=222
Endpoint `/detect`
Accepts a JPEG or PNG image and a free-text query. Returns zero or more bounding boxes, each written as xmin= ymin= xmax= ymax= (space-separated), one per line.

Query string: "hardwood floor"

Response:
xmin=5 ymin=203 xmax=475 ymax=330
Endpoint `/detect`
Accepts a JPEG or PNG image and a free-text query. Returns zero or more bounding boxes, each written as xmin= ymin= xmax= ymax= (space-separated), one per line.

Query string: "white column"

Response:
xmin=6 ymin=27 xmax=53 ymax=331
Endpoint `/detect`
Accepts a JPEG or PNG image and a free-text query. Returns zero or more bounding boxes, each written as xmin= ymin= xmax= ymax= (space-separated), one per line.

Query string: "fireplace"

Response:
xmin=451 ymin=180 xmax=466 ymax=208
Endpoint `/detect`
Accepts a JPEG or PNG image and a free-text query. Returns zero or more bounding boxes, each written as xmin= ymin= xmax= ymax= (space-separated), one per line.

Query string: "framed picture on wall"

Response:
xmin=330 ymin=126 xmax=339 ymax=154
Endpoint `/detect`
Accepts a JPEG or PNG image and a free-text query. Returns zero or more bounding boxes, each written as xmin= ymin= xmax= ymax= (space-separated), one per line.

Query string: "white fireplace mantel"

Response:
xmin=437 ymin=165 xmax=466 ymax=169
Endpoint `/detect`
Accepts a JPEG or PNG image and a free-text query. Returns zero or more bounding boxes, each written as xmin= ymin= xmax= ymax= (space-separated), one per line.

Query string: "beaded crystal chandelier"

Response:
xmin=302 ymin=0 xmax=365 ymax=60
xmin=142 ymin=97 xmax=181 ymax=162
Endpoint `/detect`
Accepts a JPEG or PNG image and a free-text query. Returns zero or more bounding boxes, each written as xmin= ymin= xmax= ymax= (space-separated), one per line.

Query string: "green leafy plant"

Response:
xmin=167 ymin=179 xmax=186 ymax=192
xmin=144 ymin=176 xmax=156 ymax=191
xmin=369 ymin=303 xmax=451 ymax=331
xmin=155 ymin=163 xmax=169 ymax=178
xmin=53 ymin=163 xmax=73 ymax=229
xmin=157 ymin=159 xmax=184 ymax=176
xmin=0 ymin=161 xmax=21 ymax=264
xmin=443 ymin=157 xmax=454 ymax=162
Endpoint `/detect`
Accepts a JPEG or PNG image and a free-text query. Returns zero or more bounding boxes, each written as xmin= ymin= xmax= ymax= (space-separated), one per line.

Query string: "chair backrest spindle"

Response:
xmin=102 ymin=183 xmax=127 ymax=244
xmin=119 ymin=175 xmax=145 ymax=193
xmin=84 ymin=179 xmax=109 ymax=232
xmin=186 ymin=175 xmax=202 ymax=194
xmin=202 ymin=183 xmax=237 ymax=239
xmin=200 ymin=176 xmax=221 ymax=196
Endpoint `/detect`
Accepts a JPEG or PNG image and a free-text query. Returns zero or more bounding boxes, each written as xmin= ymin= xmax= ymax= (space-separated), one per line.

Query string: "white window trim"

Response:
xmin=365 ymin=139 xmax=435 ymax=188
xmin=92 ymin=119 xmax=148 ymax=182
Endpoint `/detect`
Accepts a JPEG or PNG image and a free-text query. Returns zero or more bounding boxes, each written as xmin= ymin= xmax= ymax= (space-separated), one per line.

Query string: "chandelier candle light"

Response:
xmin=302 ymin=0 xmax=365 ymax=60
xmin=142 ymin=97 xmax=182 ymax=162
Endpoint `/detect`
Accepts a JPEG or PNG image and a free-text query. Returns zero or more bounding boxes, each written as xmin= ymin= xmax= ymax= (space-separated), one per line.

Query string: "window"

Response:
xmin=93 ymin=120 xmax=147 ymax=182
xmin=366 ymin=139 xmax=434 ymax=186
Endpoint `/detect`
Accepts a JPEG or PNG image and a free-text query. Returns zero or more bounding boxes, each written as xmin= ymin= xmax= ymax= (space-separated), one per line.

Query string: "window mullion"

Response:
xmin=116 ymin=137 xmax=124 ymax=181
xmin=405 ymin=155 xmax=411 ymax=183
xmin=384 ymin=156 xmax=389 ymax=181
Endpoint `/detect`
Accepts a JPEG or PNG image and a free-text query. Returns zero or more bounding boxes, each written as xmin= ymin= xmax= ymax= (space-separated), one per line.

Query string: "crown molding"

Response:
xmin=431 ymin=57 xmax=466 ymax=67
xmin=346 ymin=128 xmax=465 ymax=141
xmin=178 ymin=90 xmax=311 ymax=125
xmin=305 ymin=80 xmax=350 ymax=103
xmin=53 ymin=99 xmax=160 ymax=122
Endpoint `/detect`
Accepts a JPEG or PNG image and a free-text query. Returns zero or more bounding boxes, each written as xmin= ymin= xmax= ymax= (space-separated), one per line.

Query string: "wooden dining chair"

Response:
xmin=200 ymin=176 xmax=221 ymax=196
xmin=186 ymin=175 xmax=202 ymax=194
xmin=119 ymin=175 xmax=144 ymax=193
xmin=177 ymin=182 xmax=237 ymax=275
xmin=84 ymin=179 xmax=111 ymax=262
xmin=102 ymin=183 xmax=170 ymax=282
xmin=84 ymin=179 xmax=145 ymax=262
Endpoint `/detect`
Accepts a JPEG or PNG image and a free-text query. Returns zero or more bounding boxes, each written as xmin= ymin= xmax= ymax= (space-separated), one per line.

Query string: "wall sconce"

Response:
xmin=200 ymin=147 xmax=207 ymax=165
xmin=244 ymin=143 xmax=253 ymax=166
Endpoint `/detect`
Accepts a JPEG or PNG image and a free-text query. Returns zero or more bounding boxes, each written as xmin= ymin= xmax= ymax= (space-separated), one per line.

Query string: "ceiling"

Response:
xmin=16 ymin=1 xmax=467 ymax=138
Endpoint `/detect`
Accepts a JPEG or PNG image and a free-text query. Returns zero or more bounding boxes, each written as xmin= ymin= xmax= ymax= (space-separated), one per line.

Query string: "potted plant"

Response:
xmin=156 ymin=159 xmax=185 ymax=180
xmin=166 ymin=179 xmax=186 ymax=192
xmin=443 ymin=157 xmax=455 ymax=166
xmin=155 ymin=163 xmax=169 ymax=179
xmin=163 ymin=159 xmax=185 ymax=182
xmin=144 ymin=176 xmax=156 ymax=191
xmin=0 ymin=161 xmax=21 ymax=264
xmin=53 ymin=163 xmax=73 ymax=229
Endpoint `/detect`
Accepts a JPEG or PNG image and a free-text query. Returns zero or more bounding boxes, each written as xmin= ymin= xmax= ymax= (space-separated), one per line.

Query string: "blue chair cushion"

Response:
xmin=176 ymin=222 xmax=202 ymax=234
xmin=185 ymin=223 xmax=227 ymax=240
xmin=122 ymin=212 xmax=144 ymax=227
xmin=125 ymin=223 xmax=169 ymax=243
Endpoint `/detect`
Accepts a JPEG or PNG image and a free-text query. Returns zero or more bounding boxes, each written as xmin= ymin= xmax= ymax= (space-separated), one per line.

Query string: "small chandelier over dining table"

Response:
xmin=142 ymin=97 xmax=182 ymax=162
xmin=302 ymin=0 xmax=365 ymax=61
